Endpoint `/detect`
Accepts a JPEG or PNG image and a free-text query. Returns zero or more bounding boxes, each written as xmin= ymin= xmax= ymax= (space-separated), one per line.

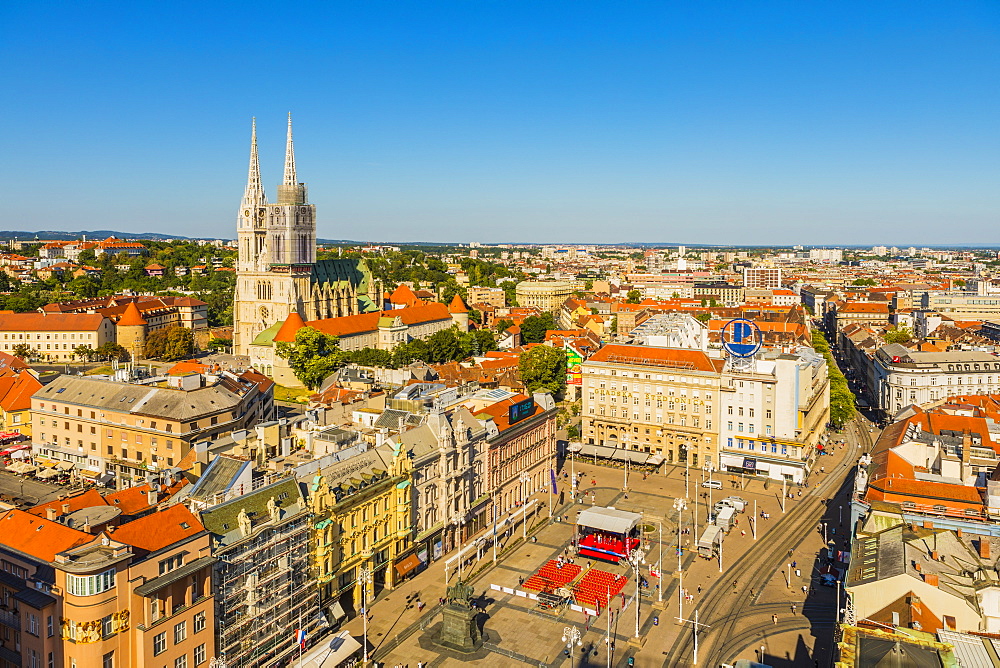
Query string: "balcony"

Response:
xmin=0 ymin=608 xmax=20 ymax=630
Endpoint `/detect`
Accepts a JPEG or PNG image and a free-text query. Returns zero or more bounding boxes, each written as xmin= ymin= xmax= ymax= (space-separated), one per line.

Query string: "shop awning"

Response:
xmin=322 ymin=631 xmax=362 ymax=666
xmin=330 ymin=599 xmax=347 ymax=621
xmin=577 ymin=506 xmax=642 ymax=535
xmin=0 ymin=443 xmax=30 ymax=456
xmin=394 ymin=553 xmax=421 ymax=578
xmin=96 ymin=473 xmax=115 ymax=486
xmin=35 ymin=468 xmax=61 ymax=480
xmin=574 ymin=443 xmax=650 ymax=465
xmin=57 ymin=461 xmax=75 ymax=471
xmin=646 ymin=454 xmax=665 ymax=466
xmin=7 ymin=462 xmax=36 ymax=475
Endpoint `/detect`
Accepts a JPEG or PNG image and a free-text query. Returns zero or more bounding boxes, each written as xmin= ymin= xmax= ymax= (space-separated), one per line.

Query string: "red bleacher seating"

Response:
xmin=572 ymin=569 xmax=628 ymax=608
xmin=521 ymin=559 xmax=582 ymax=593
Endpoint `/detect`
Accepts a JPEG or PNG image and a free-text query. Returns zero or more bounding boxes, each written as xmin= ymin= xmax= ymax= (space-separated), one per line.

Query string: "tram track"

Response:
xmin=662 ymin=417 xmax=862 ymax=666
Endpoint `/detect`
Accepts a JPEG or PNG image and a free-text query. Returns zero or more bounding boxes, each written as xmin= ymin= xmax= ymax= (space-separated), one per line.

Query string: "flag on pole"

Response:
xmin=295 ymin=628 xmax=306 ymax=648
xmin=550 ymin=468 xmax=558 ymax=494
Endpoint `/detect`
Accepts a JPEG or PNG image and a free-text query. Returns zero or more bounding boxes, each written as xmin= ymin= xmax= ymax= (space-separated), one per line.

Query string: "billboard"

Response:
xmin=508 ymin=398 xmax=536 ymax=425
xmin=566 ymin=346 xmax=583 ymax=386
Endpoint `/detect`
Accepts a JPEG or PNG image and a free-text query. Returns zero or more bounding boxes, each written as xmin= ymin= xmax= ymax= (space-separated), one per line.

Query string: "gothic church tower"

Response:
xmin=234 ymin=115 xmax=372 ymax=358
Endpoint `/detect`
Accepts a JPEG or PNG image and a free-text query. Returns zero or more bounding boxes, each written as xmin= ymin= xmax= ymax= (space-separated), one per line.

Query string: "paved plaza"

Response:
xmin=323 ymin=418 xmax=871 ymax=667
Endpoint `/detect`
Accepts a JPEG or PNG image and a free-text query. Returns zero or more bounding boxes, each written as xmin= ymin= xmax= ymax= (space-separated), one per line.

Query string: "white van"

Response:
xmin=702 ymin=479 xmax=723 ymax=490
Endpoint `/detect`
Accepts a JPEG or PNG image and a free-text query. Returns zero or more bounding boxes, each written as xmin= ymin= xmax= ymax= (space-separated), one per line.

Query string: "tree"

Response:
xmin=851 ymin=278 xmax=877 ymax=286
xmin=521 ymin=313 xmax=555 ymax=344
xmin=72 ymin=345 xmax=95 ymax=362
xmin=163 ymin=327 xmax=195 ymax=361
xmin=884 ymin=326 xmax=913 ymax=344
xmin=519 ymin=345 xmax=567 ymax=396
xmin=11 ymin=343 xmax=31 ymax=360
xmin=392 ymin=339 xmax=429 ymax=367
xmin=695 ymin=312 xmax=711 ymax=323
xmin=812 ymin=329 xmax=855 ymax=427
xmin=347 ymin=348 xmax=393 ymax=367
xmin=626 ymin=290 xmax=642 ymax=304
xmin=426 ymin=328 xmax=460 ymax=363
xmin=275 ymin=326 xmax=349 ymax=389
xmin=494 ymin=318 xmax=515 ymax=333
xmin=95 ymin=342 xmax=129 ymax=361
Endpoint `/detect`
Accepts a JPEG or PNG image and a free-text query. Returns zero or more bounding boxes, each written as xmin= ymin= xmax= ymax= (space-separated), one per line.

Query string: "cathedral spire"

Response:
xmin=241 ymin=117 xmax=266 ymax=213
xmin=283 ymin=112 xmax=297 ymax=187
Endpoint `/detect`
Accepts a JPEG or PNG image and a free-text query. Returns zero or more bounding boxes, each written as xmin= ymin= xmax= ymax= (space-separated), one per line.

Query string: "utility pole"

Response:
xmin=676 ymin=609 xmax=710 ymax=666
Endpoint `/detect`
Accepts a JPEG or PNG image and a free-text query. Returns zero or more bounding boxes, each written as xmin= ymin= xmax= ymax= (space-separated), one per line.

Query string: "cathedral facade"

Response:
xmin=233 ymin=115 xmax=376 ymax=356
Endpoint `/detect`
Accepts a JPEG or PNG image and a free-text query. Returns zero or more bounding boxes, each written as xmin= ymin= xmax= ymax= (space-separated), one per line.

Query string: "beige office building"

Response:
xmin=515 ymin=281 xmax=574 ymax=312
xmin=581 ymin=344 xmax=724 ymax=467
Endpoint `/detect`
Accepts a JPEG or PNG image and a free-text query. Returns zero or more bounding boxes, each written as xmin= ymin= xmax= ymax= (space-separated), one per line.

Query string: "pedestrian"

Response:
xmin=741 ymin=530 xmax=746 ymax=537
xmin=791 ymin=604 xmax=796 ymax=613
xmin=697 ymin=585 xmax=702 ymax=594
xmin=772 ymin=614 xmax=778 ymax=625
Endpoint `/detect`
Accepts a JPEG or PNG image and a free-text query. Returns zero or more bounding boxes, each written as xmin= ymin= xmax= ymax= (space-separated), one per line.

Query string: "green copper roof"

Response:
xmin=250 ymin=320 xmax=282 ymax=347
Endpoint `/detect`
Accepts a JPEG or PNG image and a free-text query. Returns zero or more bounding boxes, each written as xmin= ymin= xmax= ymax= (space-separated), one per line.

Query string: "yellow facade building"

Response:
xmin=307 ymin=443 xmax=415 ymax=626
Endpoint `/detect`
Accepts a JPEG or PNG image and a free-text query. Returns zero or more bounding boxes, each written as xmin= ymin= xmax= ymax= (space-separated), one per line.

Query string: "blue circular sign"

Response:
xmin=721 ymin=318 xmax=762 ymax=358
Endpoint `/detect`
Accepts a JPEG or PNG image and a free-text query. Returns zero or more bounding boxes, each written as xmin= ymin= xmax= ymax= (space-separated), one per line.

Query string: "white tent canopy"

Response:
xmin=577 ymin=507 xmax=642 ymax=535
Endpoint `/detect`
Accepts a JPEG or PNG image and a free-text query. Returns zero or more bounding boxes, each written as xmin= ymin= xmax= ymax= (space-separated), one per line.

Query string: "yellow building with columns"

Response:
xmin=306 ymin=443 xmax=415 ymax=627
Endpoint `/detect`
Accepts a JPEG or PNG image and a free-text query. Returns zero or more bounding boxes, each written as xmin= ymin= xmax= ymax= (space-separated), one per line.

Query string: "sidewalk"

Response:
xmin=321 ymin=424 xmax=861 ymax=667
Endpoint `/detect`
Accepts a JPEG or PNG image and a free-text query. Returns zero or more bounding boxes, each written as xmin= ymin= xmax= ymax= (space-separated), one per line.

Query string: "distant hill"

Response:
xmin=0 ymin=230 xmax=194 ymax=241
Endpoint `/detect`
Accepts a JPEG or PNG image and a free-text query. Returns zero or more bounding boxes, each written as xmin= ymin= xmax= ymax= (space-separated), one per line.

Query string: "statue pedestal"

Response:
xmin=434 ymin=603 xmax=483 ymax=653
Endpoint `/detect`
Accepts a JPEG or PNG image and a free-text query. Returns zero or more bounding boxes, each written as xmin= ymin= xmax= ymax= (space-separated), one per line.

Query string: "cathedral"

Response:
xmin=233 ymin=115 xmax=376 ymax=356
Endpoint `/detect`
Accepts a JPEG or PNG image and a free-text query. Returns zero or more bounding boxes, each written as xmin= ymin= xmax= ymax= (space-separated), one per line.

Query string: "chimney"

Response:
xmin=923 ymin=573 xmax=938 ymax=587
xmin=82 ymin=520 xmax=91 ymax=534
xmin=962 ymin=431 xmax=972 ymax=465
xmin=931 ymin=550 xmax=939 ymax=561
xmin=979 ymin=539 xmax=991 ymax=559
xmin=957 ymin=528 xmax=963 ymax=538
xmin=61 ymin=503 xmax=70 ymax=514
xmin=147 ymin=489 xmax=158 ymax=505
xmin=45 ymin=507 xmax=57 ymax=521
xmin=923 ymin=521 xmax=934 ymax=529
xmin=914 ymin=562 xmax=922 ymax=572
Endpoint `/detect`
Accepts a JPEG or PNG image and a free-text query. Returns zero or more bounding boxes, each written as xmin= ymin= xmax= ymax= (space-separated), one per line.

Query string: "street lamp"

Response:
xmin=672 ymin=498 xmax=687 ymax=615
xmin=627 ymin=548 xmax=644 ymax=639
xmin=519 ymin=471 xmax=530 ymax=505
xmin=359 ymin=565 xmax=374 ymax=663
xmin=562 ymin=625 xmax=582 ymax=661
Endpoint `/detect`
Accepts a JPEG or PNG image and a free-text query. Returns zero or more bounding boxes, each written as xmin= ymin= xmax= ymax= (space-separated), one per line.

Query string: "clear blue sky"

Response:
xmin=1 ymin=1 xmax=998 ymax=245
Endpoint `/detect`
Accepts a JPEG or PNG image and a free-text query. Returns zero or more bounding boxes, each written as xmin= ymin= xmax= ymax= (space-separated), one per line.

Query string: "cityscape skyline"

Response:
xmin=1 ymin=2 xmax=998 ymax=244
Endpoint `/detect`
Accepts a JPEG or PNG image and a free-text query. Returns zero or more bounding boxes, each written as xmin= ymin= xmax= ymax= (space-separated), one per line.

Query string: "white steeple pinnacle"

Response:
xmin=241 ymin=117 xmax=266 ymax=213
xmin=283 ymin=112 xmax=297 ymax=187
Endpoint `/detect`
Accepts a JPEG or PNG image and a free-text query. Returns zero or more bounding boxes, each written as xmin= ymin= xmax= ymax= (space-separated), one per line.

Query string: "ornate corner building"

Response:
xmin=233 ymin=115 xmax=377 ymax=356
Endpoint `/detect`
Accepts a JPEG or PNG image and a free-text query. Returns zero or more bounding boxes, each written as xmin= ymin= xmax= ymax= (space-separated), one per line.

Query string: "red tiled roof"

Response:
xmin=448 ymin=294 xmax=469 ymax=313
xmin=475 ymin=393 xmax=545 ymax=432
xmin=274 ymin=303 xmax=452 ymax=342
xmin=27 ymin=489 xmax=109 ymax=517
xmin=110 ymin=504 xmax=203 ymax=552
xmin=0 ymin=313 xmax=106 ymax=332
xmin=117 ymin=301 xmax=147 ymax=327
xmin=839 ymin=302 xmax=890 ymax=314
xmin=166 ymin=360 xmax=215 ymax=376
xmin=0 ymin=371 xmax=42 ymax=413
xmin=0 ymin=509 xmax=94 ymax=561
xmin=588 ymin=344 xmax=723 ymax=372
xmin=104 ymin=477 xmax=187 ymax=515
xmin=275 ymin=311 xmax=306 ymax=342
xmin=389 ymin=284 xmax=423 ymax=307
